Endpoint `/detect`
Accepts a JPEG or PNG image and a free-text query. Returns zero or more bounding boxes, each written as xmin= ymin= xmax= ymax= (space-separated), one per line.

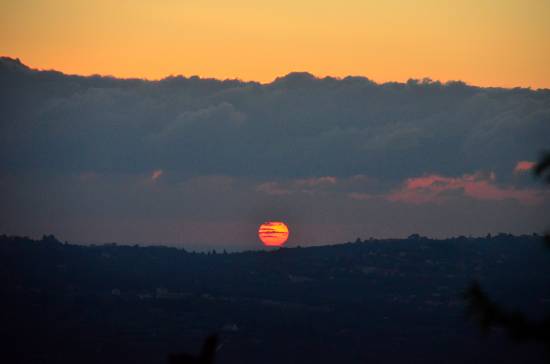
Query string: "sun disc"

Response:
xmin=258 ymin=221 xmax=289 ymax=246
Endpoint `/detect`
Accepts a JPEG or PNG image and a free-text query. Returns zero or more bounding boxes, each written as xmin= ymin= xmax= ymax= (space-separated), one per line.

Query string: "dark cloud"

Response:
xmin=2 ymin=57 xmax=549 ymax=179
xmin=1 ymin=57 xmax=549 ymax=247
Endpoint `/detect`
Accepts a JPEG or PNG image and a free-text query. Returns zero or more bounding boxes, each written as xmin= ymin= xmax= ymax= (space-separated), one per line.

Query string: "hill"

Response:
xmin=1 ymin=234 xmax=549 ymax=363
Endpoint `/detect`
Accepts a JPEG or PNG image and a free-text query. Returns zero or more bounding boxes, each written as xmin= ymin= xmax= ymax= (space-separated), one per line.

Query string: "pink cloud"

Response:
xmin=388 ymin=172 xmax=543 ymax=206
xmin=514 ymin=161 xmax=535 ymax=174
xmin=151 ymin=169 xmax=163 ymax=181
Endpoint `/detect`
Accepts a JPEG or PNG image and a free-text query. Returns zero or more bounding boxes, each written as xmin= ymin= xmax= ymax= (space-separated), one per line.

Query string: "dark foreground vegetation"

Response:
xmin=1 ymin=234 xmax=549 ymax=363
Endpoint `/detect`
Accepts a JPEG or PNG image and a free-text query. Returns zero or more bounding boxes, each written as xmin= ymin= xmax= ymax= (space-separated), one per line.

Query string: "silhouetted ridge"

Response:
xmin=2 ymin=233 xmax=549 ymax=363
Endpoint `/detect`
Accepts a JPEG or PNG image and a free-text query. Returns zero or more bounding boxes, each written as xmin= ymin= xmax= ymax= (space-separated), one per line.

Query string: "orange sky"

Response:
xmin=1 ymin=0 xmax=549 ymax=88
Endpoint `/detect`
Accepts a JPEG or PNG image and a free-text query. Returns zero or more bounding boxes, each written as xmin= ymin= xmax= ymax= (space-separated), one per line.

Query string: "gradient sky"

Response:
xmin=2 ymin=0 xmax=550 ymax=88
xmin=1 ymin=1 xmax=550 ymax=250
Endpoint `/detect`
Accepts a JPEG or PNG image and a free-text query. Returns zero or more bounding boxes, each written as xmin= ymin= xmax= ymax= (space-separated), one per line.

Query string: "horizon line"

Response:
xmin=2 ymin=232 xmax=543 ymax=253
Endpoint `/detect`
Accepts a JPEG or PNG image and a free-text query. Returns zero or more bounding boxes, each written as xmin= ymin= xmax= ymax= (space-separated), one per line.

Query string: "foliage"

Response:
xmin=464 ymin=152 xmax=550 ymax=352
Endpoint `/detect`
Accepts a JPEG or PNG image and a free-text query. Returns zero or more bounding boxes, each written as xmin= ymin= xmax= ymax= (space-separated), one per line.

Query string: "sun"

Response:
xmin=258 ymin=221 xmax=289 ymax=247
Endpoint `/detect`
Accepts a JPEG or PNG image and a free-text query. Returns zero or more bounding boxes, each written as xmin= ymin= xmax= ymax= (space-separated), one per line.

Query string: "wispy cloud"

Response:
xmin=513 ymin=161 xmax=535 ymax=174
xmin=387 ymin=173 xmax=544 ymax=205
xmin=151 ymin=169 xmax=163 ymax=181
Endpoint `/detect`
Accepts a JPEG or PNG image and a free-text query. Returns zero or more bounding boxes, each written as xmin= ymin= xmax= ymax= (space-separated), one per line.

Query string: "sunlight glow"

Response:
xmin=258 ymin=221 xmax=289 ymax=247
xmin=1 ymin=0 xmax=549 ymax=87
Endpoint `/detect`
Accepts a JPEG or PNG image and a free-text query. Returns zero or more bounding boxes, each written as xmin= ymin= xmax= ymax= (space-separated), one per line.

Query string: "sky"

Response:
xmin=1 ymin=1 xmax=550 ymax=250
xmin=1 ymin=0 xmax=550 ymax=88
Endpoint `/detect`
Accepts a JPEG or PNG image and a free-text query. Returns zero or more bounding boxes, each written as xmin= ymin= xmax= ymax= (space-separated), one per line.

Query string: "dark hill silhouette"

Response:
xmin=1 ymin=233 xmax=549 ymax=363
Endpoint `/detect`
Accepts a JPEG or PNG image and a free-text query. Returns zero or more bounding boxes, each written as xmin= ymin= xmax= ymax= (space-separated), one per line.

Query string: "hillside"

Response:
xmin=1 ymin=234 xmax=549 ymax=363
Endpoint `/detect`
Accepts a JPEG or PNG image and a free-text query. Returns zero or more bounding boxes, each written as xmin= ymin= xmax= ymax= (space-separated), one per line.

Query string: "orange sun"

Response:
xmin=258 ymin=221 xmax=289 ymax=247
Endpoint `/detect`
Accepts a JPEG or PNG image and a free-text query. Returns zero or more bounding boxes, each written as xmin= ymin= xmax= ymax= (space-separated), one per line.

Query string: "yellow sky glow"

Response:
xmin=1 ymin=0 xmax=549 ymax=88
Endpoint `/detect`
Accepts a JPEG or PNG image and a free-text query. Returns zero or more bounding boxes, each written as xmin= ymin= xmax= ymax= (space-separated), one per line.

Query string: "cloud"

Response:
xmin=151 ymin=169 xmax=163 ymax=181
xmin=2 ymin=57 xmax=549 ymax=182
xmin=387 ymin=172 xmax=545 ymax=206
xmin=256 ymin=181 xmax=292 ymax=196
xmin=514 ymin=160 xmax=536 ymax=174
xmin=1 ymin=57 xmax=549 ymax=246
xmin=256 ymin=176 xmax=337 ymax=195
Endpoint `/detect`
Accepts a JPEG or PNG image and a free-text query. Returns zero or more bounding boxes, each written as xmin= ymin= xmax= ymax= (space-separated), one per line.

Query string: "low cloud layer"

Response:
xmin=386 ymin=173 xmax=545 ymax=206
xmin=1 ymin=58 xmax=549 ymax=248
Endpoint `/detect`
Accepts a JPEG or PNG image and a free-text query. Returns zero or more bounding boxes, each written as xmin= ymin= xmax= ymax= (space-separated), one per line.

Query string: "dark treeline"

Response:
xmin=1 ymin=234 xmax=549 ymax=363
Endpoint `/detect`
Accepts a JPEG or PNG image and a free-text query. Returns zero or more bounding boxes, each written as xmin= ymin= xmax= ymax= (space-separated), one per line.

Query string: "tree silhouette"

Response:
xmin=535 ymin=153 xmax=550 ymax=184
xmin=464 ymin=152 xmax=550 ymax=350
xmin=465 ymin=282 xmax=550 ymax=343
xmin=534 ymin=152 xmax=550 ymax=248
xmin=168 ymin=335 xmax=218 ymax=364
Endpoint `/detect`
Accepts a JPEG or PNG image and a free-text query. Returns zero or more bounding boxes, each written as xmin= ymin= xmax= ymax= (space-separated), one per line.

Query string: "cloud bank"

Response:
xmin=1 ymin=58 xmax=549 ymax=248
